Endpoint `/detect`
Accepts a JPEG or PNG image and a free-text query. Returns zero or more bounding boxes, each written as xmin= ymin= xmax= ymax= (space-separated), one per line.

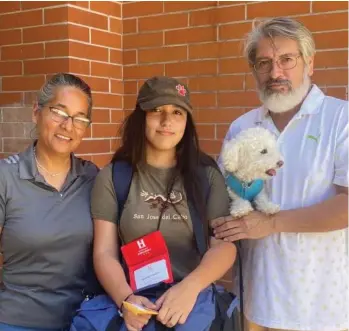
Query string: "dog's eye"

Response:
xmin=260 ymin=149 xmax=268 ymax=154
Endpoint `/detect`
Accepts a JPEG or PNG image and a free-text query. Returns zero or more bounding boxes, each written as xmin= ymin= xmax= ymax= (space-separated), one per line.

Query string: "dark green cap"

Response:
xmin=137 ymin=76 xmax=192 ymax=113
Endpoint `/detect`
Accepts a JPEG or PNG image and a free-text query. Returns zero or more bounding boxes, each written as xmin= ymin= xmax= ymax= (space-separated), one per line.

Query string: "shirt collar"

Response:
xmin=257 ymin=84 xmax=324 ymax=123
xmin=19 ymin=142 xmax=86 ymax=180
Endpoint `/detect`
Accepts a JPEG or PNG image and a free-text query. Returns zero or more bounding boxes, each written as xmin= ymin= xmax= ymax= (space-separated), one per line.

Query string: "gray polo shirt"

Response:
xmin=0 ymin=144 xmax=98 ymax=329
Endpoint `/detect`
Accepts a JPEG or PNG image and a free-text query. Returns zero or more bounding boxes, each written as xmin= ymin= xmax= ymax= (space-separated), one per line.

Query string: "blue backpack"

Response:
xmin=70 ymin=161 xmax=243 ymax=331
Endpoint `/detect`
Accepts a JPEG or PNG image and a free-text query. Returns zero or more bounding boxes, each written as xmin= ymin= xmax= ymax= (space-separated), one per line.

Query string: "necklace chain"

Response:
xmin=34 ymin=148 xmax=67 ymax=177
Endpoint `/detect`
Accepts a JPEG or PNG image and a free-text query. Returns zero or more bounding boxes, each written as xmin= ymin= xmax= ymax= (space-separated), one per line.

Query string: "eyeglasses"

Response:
xmin=49 ymin=107 xmax=91 ymax=130
xmin=253 ymin=54 xmax=301 ymax=74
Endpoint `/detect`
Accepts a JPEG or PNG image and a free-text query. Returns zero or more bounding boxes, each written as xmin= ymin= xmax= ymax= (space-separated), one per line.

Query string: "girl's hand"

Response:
xmin=122 ymin=294 xmax=157 ymax=331
xmin=155 ymin=280 xmax=201 ymax=328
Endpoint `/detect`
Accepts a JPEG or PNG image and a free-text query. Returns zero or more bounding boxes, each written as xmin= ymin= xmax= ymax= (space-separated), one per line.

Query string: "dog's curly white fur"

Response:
xmin=221 ymin=127 xmax=283 ymax=218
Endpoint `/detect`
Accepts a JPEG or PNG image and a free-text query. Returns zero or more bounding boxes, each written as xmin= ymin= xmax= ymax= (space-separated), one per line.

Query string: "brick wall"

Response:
xmin=0 ymin=1 xmax=348 ymax=167
xmin=0 ymin=1 xmax=123 ymax=167
xmin=122 ymin=0 xmax=348 ymax=159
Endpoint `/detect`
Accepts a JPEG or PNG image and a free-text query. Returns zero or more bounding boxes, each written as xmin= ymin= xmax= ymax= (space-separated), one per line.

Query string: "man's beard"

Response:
xmin=257 ymin=70 xmax=311 ymax=114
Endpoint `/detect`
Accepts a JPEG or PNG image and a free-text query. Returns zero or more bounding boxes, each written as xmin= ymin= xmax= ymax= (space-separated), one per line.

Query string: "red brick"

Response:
xmin=124 ymin=64 xmax=164 ymax=79
xmin=2 ymin=138 xmax=32 ymax=153
xmin=79 ymin=76 xmax=109 ymax=92
xmin=44 ymin=6 xmax=69 ymax=24
xmin=76 ymin=139 xmax=110 ymax=154
xmin=70 ymin=42 xmax=109 ymax=62
xmin=111 ymin=80 xmax=123 ymax=94
xmin=110 ymin=18 xmax=122 ymax=34
xmin=45 ymin=41 xmax=69 ymax=57
xmin=123 ymin=95 xmax=136 ymax=109
xmin=91 ymin=30 xmax=121 ymax=49
xmin=24 ymin=59 xmax=69 ymax=75
xmin=297 ymin=12 xmax=348 ymax=32
xmin=111 ymin=109 xmax=125 ymax=123
xmin=0 ymin=123 xmax=32 ymax=138
xmin=217 ymin=1 xmax=247 ymax=5
xmin=69 ymin=59 xmax=90 ymax=75
xmin=312 ymin=1 xmax=348 ymax=12
xmin=139 ymin=13 xmax=188 ymax=32
xmin=110 ymin=138 xmax=122 ymax=151
xmin=314 ymin=31 xmax=348 ymax=50
xmin=139 ymin=46 xmax=187 ymax=64
xmin=110 ymin=49 xmax=123 ymax=64
xmin=326 ymin=87 xmax=348 ymax=100
xmin=122 ymin=18 xmax=137 ymax=34
xmin=0 ymin=61 xmax=22 ymax=76
xmin=91 ymin=109 xmax=110 ymax=123
xmin=197 ymin=124 xmax=215 ymax=139
xmin=123 ymin=1 xmax=163 ymax=18
xmin=191 ymin=93 xmax=216 ymax=108
xmin=68 ymin=6 xmax=108 ymax=30
xmin=217 ymin=124 xmax=231 ymax=139
xmin=219 ymin=22 xmax=252 ymax=40
xmin=245 ymin=74 xmax=256 ymax=90
xmin=68 ymin=24 xmax=90 ymax=42
xmin=93 ymin=93 xmax=122 ymax=108
xmin=90 ymin=1 xmax=121 ymax=17
xmin=124 ymin=32 xmax=163 ymax=49
xmin=2 ymin=107 xmax=32 ymax=122
xmin=2 ymin=76 xmax=45 ymax=91
xmin=165 ymin=60 xmax=217 ymax=77
xmin=218 ymin=91 xmax=260 ymax=107
xmin=315 ymin=50 xmax=348 ymax=69
xmin=0 ymin=29 xmax=21 ymax=46
xmin=313 ymin=69 xmax=348 ymax=86
xmin=91 ymin=153 xmax=113 ymax=168
xmin=124 ymin=81 xmax=138 ymax=94
xmin=0 ymin=93 xmax=22 ymax=106
xmin=164 ymin=1 xmax=216 ymax=12
xmin=219 ymin=58 xmax=249 ymax=74
xmin=0 ymin=10 xmax=42 ymax=29
xmin=165 ymin=26 xmax=216 ymax=45
xmin=123 ymin=50 xmax=137 ymax=65
xmin=200 ymin=140 xmax=222 ymax=155
xmin=92 ymin=123 xmax=121 ymax=138
xmin=190 ymin=6 xmax=245 ymax=26
xmin=91 ymin=62 xmax=122 ymax=79
xmin=68 ymin=1 xmax=89 ymax=8
xmin=195 ymin=108 xmax=246 ymax=123
xmin=189 ymin=41 xmax=242 ymax=59
xmin=22 ymin=1 xmax=67 ymax=9
xmin=189 ymin=75 xmax=244 ymax=91
xmin=2 ymin=44 xmax=44 ymax=61
xmin=23 ymin=25 xmax=69 ymax=43
xmin=247 ymin=1 xmax=310 ymax=19
xmin=0 ymin=2 xmax=20 ymax=13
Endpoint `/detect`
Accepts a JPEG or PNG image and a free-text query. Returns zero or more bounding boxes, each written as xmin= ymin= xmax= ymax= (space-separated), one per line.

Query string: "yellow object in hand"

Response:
xmin=122 ymin=301 xmax=158 ymax=315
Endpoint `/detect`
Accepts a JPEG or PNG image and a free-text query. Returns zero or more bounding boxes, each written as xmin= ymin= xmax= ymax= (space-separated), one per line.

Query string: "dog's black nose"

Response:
xmin=277 ymin=160 xmax=284 ymax=167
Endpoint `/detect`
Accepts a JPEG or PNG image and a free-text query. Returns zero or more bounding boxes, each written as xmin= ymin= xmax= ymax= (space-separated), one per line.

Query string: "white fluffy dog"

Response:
xmin=221 ymin=127 xmax=283 ymax=218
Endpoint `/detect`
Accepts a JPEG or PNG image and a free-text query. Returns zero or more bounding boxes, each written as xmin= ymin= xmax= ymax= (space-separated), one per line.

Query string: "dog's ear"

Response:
xmin=221 ymin=138 xmax=240 ymax=173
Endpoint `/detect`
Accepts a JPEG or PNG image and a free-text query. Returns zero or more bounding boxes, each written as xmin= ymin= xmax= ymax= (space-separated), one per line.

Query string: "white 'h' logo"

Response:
xmin=137 ymin=239 xmax=146 ymax=249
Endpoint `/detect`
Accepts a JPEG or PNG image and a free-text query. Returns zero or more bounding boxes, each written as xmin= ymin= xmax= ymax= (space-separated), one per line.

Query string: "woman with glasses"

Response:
xmin=0 ymin=73 xmax=98 ymax=331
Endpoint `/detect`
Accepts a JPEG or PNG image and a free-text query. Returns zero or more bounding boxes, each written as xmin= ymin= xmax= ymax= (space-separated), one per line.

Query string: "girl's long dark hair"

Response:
xmin=112 ymin=104 xmax=219 ymax=225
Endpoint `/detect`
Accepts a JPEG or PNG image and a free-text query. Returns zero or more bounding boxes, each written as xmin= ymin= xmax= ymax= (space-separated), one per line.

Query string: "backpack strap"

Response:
xmin=111 ymin=161 xmax=133 ymax=228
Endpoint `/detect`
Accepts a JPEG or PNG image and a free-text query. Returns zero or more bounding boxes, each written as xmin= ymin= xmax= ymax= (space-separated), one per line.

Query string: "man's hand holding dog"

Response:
xmin=212 ymin=211 xmax=276 ymax=242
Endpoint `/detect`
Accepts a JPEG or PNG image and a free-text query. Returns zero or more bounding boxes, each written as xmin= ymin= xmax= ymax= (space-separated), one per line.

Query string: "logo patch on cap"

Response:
xmin=176 ymin=84 xmax=187 ymax=97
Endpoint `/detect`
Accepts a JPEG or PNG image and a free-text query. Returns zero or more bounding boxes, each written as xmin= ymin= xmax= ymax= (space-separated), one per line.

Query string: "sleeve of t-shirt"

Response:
xmin=91 ymin=164 xmax=119 ymax=223
xmin=333 ymin=104 xmax=348 ymax=187
xmin=206 ymin=166 xmax=230 ymax=229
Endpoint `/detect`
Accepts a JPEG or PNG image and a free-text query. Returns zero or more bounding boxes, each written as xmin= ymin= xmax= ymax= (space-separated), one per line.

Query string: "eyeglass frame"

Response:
xmin=48 ymin=106 xmax=91 ymax=129
xmin=253 ymin=53 xmax=302 ymax=74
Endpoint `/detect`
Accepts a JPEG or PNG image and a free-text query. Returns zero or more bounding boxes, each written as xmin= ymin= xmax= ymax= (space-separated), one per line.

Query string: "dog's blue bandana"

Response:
xmin=225 ymin=174 xmax=263 ymax=202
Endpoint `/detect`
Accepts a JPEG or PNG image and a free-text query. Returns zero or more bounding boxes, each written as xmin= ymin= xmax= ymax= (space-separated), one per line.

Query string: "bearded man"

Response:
xmin=213 ymin=17 xmax=348 ymax=331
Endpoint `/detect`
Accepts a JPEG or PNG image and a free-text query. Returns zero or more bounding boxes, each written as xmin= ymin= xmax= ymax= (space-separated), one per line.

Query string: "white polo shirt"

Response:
xmin=219 ymin=85 xmax=348 ymax=331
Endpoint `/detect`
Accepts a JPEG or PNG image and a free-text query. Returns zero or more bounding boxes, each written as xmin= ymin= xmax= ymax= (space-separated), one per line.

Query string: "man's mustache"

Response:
xmin=265 ymin=79 xmax=292 ymax=89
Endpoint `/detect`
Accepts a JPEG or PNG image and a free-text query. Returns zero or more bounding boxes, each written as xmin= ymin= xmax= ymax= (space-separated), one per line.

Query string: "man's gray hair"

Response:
xmin=244 ymin=17 xmax=315 ymax=65
xmin=37 ymin=73 xmax=93 ymax=118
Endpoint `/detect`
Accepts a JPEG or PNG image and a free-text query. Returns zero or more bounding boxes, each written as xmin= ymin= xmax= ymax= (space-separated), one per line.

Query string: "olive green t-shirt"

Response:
xmin=91 ymin=163 xmax=230 ymax=280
